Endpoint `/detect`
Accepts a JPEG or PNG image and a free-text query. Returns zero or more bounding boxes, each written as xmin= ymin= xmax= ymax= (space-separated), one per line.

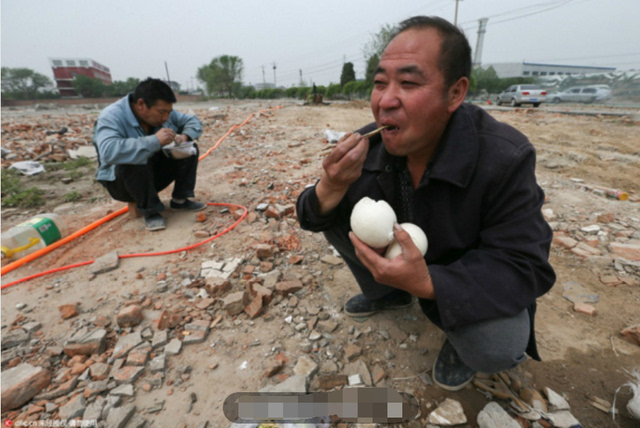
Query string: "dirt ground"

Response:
xmin=1 ymin=99 xmax=640 ymax=427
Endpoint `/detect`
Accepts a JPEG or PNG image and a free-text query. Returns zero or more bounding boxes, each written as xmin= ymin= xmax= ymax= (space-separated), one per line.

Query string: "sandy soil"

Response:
xmin=1 ymin=100 xmax=640 ymax=427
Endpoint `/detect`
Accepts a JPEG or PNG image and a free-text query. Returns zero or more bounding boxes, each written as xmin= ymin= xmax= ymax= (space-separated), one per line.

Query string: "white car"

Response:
xmin=497 ymin=84 xmax=547 ymax=107
xmin=549 ymin=85 xmax=611 ymax=104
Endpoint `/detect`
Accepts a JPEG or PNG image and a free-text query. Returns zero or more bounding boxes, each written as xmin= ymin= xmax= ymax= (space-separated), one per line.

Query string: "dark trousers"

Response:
xmin=100 ymin=146 xmax=199 ymax=217
xmin=324 ymin=226 xmax=529 ymax=373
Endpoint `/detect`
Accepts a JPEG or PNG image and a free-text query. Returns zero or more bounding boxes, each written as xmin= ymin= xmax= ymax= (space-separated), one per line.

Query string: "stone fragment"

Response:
xmin=58 ymin=393 xmax=86 ymax=420
xmin=34 ymin=377 xmax=78 ymax=400
xmin=83 ymin=396 xmax=105 ymax=421
xmin=477 ymin=402 xmax=520 ymax=428
xmin=223 ymin=291 xmax=247 ymax=316
xmin=260 ymin=375 xmax=307 ymax=393
xmin=318 ymin=374 xmax=348 ymax=390
xmin=111 ymin=384 xmax=134 ymax=397
xmin=165 ymin=338 xmax=182 ymax=355
xmin=347 ymin=374 xmax=363 ymax=386
xmin=105 ymin=403 xmax=136 ymax=428
xmin=344 ymin=344 xmax=362 ymax=361
xmin=152 ymin=330 xmax=168 ymax=349
xmin=112 ymin=331 xmax=143 ymax=359
xmin=316 ymin=319 xmax=338 ymax=333
xmin=112 ymin=366 xmax=145 ymax=384
xmin=275 ymin=279 xmax=303 ymax=296
xmin=427 ymin=398 xmax=467 ymax=426
xmin=543 ymin=387 xmax=571 ymax=410
xmin=58 ymin=303 xmax=78 ymax=319
xmin=1 ymin=329 xmax=29 ymax=350
xmin=84 ymin=380 xmax=109 ymax=398
xmin=89 ymin=362 xmax=110 ymax=380
xmin=371 ymin=364 xmax=387 ymax=385
xmin=244 ymin=295 xmax=264 ymax=319
xmin=251 ymin=283 xmax=273 ymax=305
xmin=609 ymin=243 xmax=640 ymax=261
xmin=156 ymin=310 xmax=182 ymax=330
xmin=1 ymin=363 xmax=51 ymax=412
xmin=545 ymin=410 xmax=581 ymax=427
xmin=620 ymin=325 xmax=640 ymax=346
xmin=320 ymin=255 xmax=343 ymax=266
xmin=571 ymin=242 xmax=602 ymax=257
xmin=205 ymin=277 xmax=232 ymax=297
xmin=64 ymin=328 xmax=107 ymax=357
xmin=149 ymin=354 xmax=166 ymax=373
xmin=553 ymin=235 xmax=578 ymax=249
xmin=562 ymin=281 xmax=598 ymax=304
xmin=573 ymin=302 xmax=597 ymax=316
xmin=197 ymin=297 xmax=215 ymax=309
xmin=126 ymin=347 xmax=150 ymax=366
xmin=344 ymin=359 xmax=372 ymax=386
xmin=293 ymin=356 xmax=318 ymax=378
xmin=255 ymin=244 xmax=274 ymax=259
xmin=183 ymin=329 xmax=208 ymax=345
xmin=89 ymin=250 xmax=119 ymax=274
xmin=116 ymin=304 xmax=143 ymax=328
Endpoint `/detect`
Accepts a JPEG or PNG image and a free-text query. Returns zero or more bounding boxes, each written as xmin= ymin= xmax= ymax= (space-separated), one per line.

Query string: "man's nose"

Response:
xmin=377 ymin=85 xmax=401 ymax=110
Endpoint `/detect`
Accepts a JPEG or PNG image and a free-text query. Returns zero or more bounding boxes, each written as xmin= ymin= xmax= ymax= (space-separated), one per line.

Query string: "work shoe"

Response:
xmin=432 ymin=339 xmax=476 ymax=391
xmin=170 ymin=199 xmax=206 ymax=211
xmin=144 ymin=213 xmax=166 ymax=231
xmin=344 ymin=291 xmax=413 ymax=317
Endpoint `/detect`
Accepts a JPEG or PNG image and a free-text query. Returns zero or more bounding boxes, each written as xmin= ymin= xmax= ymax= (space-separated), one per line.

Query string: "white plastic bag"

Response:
xmin=163 ymin=141 xmax=197 ymax=159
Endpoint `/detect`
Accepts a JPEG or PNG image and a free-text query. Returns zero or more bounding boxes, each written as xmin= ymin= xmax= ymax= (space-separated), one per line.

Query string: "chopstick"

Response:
xmin=361 ymin=125 xmax=389 ymax=139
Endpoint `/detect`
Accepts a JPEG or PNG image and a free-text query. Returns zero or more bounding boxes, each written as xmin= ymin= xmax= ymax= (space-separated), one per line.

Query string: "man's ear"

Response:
xmin=135 ymin=98 xmax=147 ymax=112
xmin=447 ymin=77 xmax=469 ymax=113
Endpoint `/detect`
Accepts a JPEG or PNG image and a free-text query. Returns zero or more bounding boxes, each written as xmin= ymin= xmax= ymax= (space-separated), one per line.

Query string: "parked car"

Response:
xmin=549 ymin=85 xmax=611 ymax=103
xmin=497 ymin=84 xmax=547 ymax=107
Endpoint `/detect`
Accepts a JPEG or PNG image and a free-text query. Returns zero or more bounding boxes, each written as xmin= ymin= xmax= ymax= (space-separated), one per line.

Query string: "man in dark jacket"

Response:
xmin=296 ymin=16 xmax=555 ymax=391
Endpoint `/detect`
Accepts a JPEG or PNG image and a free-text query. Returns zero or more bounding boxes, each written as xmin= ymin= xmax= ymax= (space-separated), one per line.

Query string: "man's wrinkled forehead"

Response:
xmin=374 ymin=64 xmax=426 ymax=78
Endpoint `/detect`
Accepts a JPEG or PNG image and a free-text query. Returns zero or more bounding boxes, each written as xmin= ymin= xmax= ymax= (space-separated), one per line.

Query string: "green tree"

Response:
xmin=362 ymin=24 xmax=396 ymax=59
xmin=72 ymin=74 xmax=107 ymax=98
xmin=340 ymin=62 xmax=356 ymax=87
xmin=1 ymin=67 xmax=53 ymax=99
xmin=106 ymin=78 xmax=140 ymax=97
xmin=365 ymin=54 xmax=380 ymax=86
xmin=197 ymin=55 xmax=244 ymax=98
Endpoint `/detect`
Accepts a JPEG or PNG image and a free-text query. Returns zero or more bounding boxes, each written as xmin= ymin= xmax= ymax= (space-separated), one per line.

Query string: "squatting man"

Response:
xmin=93 ymin=78 xmax=205 ymax=231
xmin=296 ymin=16 xmax=555 ymax=391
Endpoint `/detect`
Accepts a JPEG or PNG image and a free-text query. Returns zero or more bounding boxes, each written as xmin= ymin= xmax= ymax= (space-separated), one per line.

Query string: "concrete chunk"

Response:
xmin=1 ymin=363 xmax=51 ymax=412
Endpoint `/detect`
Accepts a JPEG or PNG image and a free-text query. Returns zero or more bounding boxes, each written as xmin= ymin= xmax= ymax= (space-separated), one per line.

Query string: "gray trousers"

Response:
xmin=324 ymin=227 xmax=530 ymax=374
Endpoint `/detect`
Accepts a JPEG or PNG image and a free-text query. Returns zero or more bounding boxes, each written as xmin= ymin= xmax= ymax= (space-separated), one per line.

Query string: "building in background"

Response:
xmin=487 ymin=62 xmax=616 ymax=79
xmin=49 ymin=58 xmax=112 ymax=97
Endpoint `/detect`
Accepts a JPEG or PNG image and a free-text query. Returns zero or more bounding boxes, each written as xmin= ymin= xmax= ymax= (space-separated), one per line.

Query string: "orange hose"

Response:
xmin=1 ymin=207 xmax=128 ymax=276
xmin=1 ymin=203 xmax=246 ymax=289
xmin=1 ymin=105 xmax=282 ymax=286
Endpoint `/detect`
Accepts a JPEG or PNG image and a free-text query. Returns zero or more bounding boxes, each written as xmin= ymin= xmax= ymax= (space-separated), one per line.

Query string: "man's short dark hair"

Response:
xmin=392 ymin=16 xmax=472 ymax=89
xmin=132 ymin=78 xmax=177 ymax=107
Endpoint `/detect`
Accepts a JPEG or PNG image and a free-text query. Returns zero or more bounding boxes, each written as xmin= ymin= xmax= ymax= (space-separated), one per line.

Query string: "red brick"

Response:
xmin=573 ymin=302 xmax=597 ymax=316
xmin=275 ymin=280 xmax=303 ymax=296
xmin=58 ymin=304 xmax=78 ymax=320
xmin=620 ymin=325 xmax=640 ymax=346
xmin=609 ymin=243 xmax=640 ymax=261
xmin=244 ymin=295 xmax=264 ymax=319
xmin=117 ymin=305 xmax=143 ymax=328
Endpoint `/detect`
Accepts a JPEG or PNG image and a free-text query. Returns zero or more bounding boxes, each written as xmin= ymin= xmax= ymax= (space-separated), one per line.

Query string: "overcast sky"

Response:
xmin=2 ymin=0 xmax=639 ymax=91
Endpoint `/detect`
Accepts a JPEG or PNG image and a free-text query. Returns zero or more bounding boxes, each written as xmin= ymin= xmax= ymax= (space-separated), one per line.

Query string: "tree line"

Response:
xmin=3 ymin=24 xmax=536 ymax=101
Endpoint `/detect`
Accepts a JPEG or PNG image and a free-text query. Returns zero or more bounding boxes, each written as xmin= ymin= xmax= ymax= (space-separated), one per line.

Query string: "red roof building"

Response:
xmin=49 ymin=58 xmax=112 ymax=97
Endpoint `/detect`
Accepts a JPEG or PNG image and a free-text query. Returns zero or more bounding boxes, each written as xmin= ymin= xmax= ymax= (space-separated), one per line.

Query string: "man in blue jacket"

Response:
xmin=296 ymin=16 xmax=555 ymax=391
xmin=94 ymin=78 xmax=205 ymax=231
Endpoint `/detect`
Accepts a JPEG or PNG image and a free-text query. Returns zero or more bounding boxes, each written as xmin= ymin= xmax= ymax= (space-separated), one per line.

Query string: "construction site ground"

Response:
xmin=1 ymin=99 xmax=640 ymax=427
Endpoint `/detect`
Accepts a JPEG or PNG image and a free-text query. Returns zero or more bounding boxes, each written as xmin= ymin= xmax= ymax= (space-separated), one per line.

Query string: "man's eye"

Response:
xmin=402 ymin=81 xmax=418 ymax=86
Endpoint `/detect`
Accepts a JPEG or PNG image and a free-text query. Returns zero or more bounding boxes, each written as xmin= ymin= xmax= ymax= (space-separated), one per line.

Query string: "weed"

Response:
xmin=64 ymin=191 xmax=82 ymax=202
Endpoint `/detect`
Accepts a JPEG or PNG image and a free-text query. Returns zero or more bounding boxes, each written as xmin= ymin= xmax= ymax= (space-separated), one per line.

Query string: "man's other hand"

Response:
xmin=156 ymin=128 xmax=177 ymax=146
xmin=174 ymin=134 xmax=190 ymax=144
xmin=350 ymin=224 xmax=435 ymax=299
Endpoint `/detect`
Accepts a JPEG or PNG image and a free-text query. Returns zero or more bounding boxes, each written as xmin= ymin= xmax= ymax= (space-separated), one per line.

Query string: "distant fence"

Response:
xmin=1 ymin=95 xmax=203 ymax=108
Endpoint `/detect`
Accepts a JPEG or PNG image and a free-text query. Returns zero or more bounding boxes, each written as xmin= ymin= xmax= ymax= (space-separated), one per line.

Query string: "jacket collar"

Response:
xmin=363 ymin=104 xmax=479 ymax=188
xmin=121 ymin=93 xmax=143 ymax=129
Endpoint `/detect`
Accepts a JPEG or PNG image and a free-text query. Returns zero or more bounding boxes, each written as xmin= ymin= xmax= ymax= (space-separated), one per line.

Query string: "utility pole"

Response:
xmin=454 ymin=0 xmax=463 ymax=26
xmin=272 ymin=62 xmax=277 ymax=87
xmin=299 ymin=69 xmax=304 ymax=87
xmin=164 ymin=61 xmax=171 ymax=85
xmin=262 ymin=66 xmax=266 ymax=85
